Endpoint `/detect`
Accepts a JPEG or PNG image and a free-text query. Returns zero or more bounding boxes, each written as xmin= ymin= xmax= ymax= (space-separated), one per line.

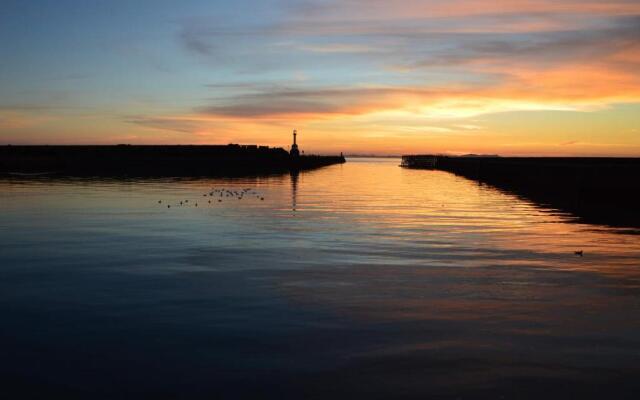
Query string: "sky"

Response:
xmin=1 ymin=0 xmax=639 ymax=156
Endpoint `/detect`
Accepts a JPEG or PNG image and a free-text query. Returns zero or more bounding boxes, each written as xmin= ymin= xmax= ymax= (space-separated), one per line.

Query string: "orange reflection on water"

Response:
xmin=2 ymin=158 xmax=640 ymax=394
xmin=271 ymin=158 xmax=640 ymax=355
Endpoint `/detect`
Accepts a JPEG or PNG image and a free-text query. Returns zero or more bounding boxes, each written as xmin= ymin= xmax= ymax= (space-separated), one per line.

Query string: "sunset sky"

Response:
xmin=1 ymin=0 xmax=639 ymax=155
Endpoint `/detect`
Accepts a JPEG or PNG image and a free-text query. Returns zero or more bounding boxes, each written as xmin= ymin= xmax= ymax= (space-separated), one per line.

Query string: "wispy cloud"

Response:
xmin=168 ymin=3 xmax=640 ymax=132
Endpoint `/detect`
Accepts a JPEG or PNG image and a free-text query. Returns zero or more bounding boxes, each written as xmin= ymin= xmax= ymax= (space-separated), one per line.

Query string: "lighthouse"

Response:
xmin=290 ymin=129 xmax=300 ymax=157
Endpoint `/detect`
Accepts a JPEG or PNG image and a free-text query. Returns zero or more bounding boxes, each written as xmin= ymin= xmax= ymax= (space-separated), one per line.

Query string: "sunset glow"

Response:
xmin=1 ymin=0 xmax=639 ymax=155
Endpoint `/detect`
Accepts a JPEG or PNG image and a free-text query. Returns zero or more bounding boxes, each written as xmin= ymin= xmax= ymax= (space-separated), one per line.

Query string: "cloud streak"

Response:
xmin=172 ymin=5 xmax=640 ymax=127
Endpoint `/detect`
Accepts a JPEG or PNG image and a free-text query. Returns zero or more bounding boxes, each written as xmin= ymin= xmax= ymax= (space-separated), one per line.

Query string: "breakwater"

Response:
xmin=0 ymin=145 xmax=345 ymax=177
xmin=402 ymin=155 xmax=640 ymax=230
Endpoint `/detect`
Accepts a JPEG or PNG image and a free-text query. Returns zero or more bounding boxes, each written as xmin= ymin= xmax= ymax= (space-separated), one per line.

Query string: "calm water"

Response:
xmin=1 ymin=158 xmax=640 ymax=399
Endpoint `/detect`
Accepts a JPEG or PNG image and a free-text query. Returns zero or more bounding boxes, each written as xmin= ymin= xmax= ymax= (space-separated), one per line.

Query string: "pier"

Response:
xmin=0 ymin=144 xmax=345 ymax=177
xmin=401 ymin=155 xmax=640 ymax=230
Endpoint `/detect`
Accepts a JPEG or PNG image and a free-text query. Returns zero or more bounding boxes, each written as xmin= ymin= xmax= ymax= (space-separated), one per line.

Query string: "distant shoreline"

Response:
xmin=344 ymin=154 xmax=401 ymax=158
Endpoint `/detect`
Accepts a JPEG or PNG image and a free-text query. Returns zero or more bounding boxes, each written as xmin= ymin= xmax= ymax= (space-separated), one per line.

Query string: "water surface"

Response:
xmin=1 ymin=158 xmax=639 ymax=399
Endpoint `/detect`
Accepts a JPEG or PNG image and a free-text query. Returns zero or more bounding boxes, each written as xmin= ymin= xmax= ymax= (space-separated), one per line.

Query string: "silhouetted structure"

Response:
xmin=0 ymin=143 xmax=345 ymax=177
xmin=402 ymin=155 xmax=640 ymax=230
xmin=290 ymin=129 xmax=300 ymax=157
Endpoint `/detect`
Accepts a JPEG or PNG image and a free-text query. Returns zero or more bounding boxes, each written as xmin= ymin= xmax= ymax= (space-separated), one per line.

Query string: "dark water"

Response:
xmin=1 ymin=158 xmax=639 ymax=399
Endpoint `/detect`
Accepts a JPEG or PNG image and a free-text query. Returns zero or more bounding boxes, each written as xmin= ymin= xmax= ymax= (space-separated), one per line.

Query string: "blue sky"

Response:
xmin=1 ymin=0 xmax=639 ymax=155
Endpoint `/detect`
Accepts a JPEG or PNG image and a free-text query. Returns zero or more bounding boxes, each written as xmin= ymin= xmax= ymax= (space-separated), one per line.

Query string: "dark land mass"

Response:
xmin=402 ymin=155 xmax=640 ymax=231
xmin=0 ymin=145 xmax=345 ymax=177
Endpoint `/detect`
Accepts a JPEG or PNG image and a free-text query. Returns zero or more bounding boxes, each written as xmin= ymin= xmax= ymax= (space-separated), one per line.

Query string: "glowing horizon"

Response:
xmin=1 ymin=0 xmax=639 ymax=156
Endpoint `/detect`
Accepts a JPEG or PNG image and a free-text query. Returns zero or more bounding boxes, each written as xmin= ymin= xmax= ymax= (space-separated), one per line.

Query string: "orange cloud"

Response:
xmin=300 ymin=0 xmax=640 ymax=20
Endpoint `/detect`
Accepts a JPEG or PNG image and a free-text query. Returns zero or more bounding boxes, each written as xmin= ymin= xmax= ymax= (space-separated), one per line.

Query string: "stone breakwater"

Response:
xmin=401 ymin=155 xmax=640 ymax=230
xmin=0 ymin=145 xmax=346 ymax=177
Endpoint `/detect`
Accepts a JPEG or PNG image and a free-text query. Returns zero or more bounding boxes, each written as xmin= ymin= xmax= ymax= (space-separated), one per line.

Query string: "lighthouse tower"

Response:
xmin=290 ymin=129 xmax=300 ymax=157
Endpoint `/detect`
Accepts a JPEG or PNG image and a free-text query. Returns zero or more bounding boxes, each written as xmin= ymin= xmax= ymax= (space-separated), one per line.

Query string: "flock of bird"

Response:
xmin=157 ymin=187 xmax=265 ymax=208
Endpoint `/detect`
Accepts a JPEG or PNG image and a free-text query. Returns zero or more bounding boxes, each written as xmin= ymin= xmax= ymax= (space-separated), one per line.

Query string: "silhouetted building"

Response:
xmin=290 ymin=129 xmax=300 ymax=157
